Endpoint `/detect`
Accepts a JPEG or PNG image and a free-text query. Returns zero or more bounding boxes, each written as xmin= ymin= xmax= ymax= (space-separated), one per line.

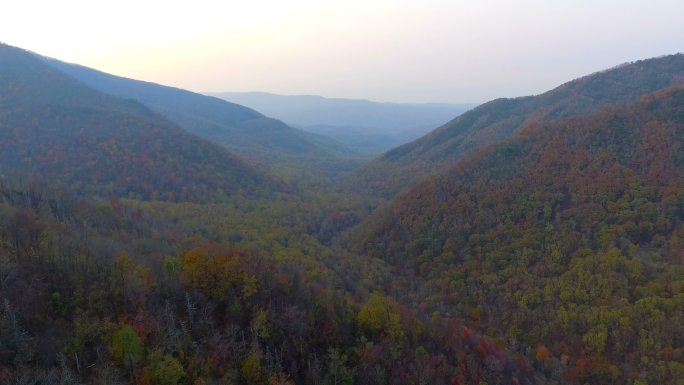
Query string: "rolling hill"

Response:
xmin=211 ymin=91 xmax=475 ymax=154
xmin=359 ymin=54 xmax=684 ymax=197
xmin=352 ymin=87 xmax=684 ymax=384
xmin=0 ymin=43 xmax=271 ymax=201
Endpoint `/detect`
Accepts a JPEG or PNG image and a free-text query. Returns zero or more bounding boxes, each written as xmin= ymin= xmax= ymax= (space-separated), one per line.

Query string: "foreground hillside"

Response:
xmin=0 ymin=44 xmax=269 ymax=201
xmin=354 ymin=88 xmax=684 ymax=384
xmin=212 ymin=91 xmax=474 ymax=154
xmin=359 ymin=53 xmax=684 ymax=197
xmin=0 ymin=178 xmax=553 ymax=385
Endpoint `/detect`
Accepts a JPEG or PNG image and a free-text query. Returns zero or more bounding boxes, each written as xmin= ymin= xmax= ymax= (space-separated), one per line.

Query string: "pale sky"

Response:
xmin=1 ymin=0 xmax=683 ymax=103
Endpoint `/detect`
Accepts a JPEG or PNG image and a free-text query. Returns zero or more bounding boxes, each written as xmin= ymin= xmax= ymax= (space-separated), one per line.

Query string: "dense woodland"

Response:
xmin=0 ymin=42 xmax=683 ymax=385
xmin=354 ymin=88 xmax=684 ymax=384
xmin=0 ymin=179 xmax=545 ymax=385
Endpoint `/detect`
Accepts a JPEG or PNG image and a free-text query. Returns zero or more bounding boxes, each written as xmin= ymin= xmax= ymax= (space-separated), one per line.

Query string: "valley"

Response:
xmin=0 ymin=41 xmax=682 ymax=385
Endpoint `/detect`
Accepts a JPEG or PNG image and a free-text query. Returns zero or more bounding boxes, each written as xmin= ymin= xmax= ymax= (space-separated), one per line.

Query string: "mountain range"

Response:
xmin=211 ymin=91 xmax=475 ymax=154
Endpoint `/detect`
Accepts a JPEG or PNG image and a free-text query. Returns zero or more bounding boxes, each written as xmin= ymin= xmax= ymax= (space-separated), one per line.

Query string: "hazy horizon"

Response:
xmin=2 ymin=0 xmax=683 ymax=104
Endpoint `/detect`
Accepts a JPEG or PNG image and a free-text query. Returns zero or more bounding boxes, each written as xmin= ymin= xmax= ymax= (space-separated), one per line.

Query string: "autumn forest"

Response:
xmin=0 ymin=42 xmax=683 ymax=385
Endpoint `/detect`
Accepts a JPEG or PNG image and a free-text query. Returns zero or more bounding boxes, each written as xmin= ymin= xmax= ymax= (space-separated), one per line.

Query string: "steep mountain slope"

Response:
xmin=352 ymin=88 xmax=684 ymax=384
xmin=40 ymin=57 xmax=356 ymax=165
xmin=0 ymin=43 xmax=269 ymax=201
xmin=211 ymin=91 xmax=475 ymax=154
xmin=360 ymin=54 xmax=684 ymax=197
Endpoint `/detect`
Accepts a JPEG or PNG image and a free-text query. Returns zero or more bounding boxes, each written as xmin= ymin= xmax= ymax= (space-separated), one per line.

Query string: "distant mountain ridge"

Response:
xmin=210 ymin=91 xmax=475 ymax=154
xmin=359 ymin=53 xmax=684 ymax=197
xmin=39 ymin=58 xmax=356 ymax=165
xmin=0 ymin=43 xmax=271 ymax=201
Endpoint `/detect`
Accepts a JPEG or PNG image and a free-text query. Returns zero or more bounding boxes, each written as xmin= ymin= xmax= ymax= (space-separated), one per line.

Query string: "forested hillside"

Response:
xmin=353 ymin=87 xmax=684 ymax=384
xmin=41 ymin=56 xmax=358 ymax=171
xmin=2 ymin=40 xmax=683 ymax=385
xmin=0 ymin=44 xmax=269 ymax=201
xmin=359 ymin=54 xmax=684 ymax=197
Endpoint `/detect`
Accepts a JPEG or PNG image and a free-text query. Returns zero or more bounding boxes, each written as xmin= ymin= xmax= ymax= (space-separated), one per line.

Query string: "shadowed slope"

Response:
xmin=41 ymin=56 xmax=356 ymax=165
xmin=0 ymin=43 xmax=271 ymax=201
